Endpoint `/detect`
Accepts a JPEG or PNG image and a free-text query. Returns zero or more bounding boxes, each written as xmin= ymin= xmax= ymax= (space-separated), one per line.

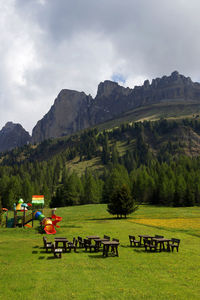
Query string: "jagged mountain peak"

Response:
xmin=2 ymin=71 xmax=200 ymax=150
xmin=0 ymin=122 xmax=31 ymax=153
xmin=57 ymin=89 xmax=88 ymax=98
xmin=96 ymin=80 xmax=119 ymax=97
xmin=1 ymin=121 xmax=27 ymax=133
xmin=30 ymin=71 xmax=200 ymax=143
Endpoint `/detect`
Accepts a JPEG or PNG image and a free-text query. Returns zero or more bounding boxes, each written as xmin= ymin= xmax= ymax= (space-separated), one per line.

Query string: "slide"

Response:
xmin=34 ymin=211 xmax=62 ymax=234
xmin=51 ymin=214 xmax=62 ymax=228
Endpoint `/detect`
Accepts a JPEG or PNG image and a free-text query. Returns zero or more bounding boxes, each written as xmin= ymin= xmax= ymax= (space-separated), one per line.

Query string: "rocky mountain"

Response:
xmin=0 ymin=122 xmax=31 ymax=152
xmin=31 ymin=71 xmax=200 ymax=143
xmin=32 ymin=90 xmax=92 ymax=143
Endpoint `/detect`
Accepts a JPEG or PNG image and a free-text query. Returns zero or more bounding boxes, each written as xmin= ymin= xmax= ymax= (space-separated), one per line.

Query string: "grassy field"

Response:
xmin=0 ymin=204 xmax=200 ymax=300
xmin=96 ymin=100 xmax=200 ymax=132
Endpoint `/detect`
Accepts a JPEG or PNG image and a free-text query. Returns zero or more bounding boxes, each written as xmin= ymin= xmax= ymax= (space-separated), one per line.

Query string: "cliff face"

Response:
xmin=31 ymin=71 xmax=200 ymax=143
xmin=0 ymin=122 xmax=31 ymax=152
xmin=32 ymin=89 xmax=93 ymax=143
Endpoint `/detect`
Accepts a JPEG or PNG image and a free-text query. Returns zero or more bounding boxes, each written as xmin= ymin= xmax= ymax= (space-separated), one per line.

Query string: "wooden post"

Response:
xmin=14 ymin=210 xmax=17 ymax=228
xmin=32 ymin=210 xmax=34 ymax=227
xmin=6 ymin=211 xmax=8 ymax=228
xmin=23 ymin=209 xmax=26 ymax=227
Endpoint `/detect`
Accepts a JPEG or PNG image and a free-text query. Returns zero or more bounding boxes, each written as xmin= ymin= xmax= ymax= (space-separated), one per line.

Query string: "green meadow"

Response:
xmin=0 ymin=204 xmax=200 ymax=300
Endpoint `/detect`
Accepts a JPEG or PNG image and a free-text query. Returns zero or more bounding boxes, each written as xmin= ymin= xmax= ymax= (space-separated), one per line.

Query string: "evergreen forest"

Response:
xmin=1 ymin=118 xmax=200 ymax=210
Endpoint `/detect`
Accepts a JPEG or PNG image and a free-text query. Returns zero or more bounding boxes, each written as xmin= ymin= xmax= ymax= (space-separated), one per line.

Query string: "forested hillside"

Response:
xmin=1 ymin=118 xmax=200 ymax=209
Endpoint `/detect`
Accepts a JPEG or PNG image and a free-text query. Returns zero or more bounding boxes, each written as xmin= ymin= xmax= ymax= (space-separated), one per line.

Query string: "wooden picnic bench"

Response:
xmin=129 ymin=235 xmax=140 ymax=247
xmin=143 ymin=237 xmax=158 ymax=252
xmin=152 ymin=237 xmax=171 ymax=252
xmin=77 ymin=236 xmax=84 ymax=248
xmin=86 ymin=235 xmax=100 ymax=240
xmin=43 ymin=236 xmax=52 ymax=253
xmin=169 ymin=238 xmax=180 ymax=252
xmin=102 ymin=240 xmax=120 ymax=257
xmin=138 ymin=235 xmax=154 ymax=246
xmin=54 ymin=237 xmax=68 ymax=252
xmin=67 ymin=238 xmax=78 ymax=252
xmin=84 ymin=238 xmax=99 ymax=252
xmin=103 ymin=235 xmax=110 ymax=241
xmin=93 ymin=238 xmax=109 ymax=251
xmin=51 ymin=242 xmax=62 ymax=258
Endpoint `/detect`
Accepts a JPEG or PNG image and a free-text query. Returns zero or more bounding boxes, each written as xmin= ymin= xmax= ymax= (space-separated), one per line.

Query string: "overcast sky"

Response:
xmin=1 ymin=0 xmax=200 ymax=134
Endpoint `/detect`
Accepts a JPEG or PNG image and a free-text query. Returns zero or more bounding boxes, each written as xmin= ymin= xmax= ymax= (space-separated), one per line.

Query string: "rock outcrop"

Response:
xmin=32 ymin=90 xmax=93 ymax=143
xmin=0 ymin=122 xmax=31 ymax=152
xmin=31 ymin=71 xmax=200 ymax=143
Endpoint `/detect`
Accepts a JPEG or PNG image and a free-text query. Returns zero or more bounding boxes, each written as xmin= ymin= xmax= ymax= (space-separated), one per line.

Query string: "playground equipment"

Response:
xmin=4 ymin=197 xmax=62 ymax=234
xmin=16 ymin=199 xmax=28 ymax=211
xmin=34 ymin=211 xmax=61 ymax=234
xmin=1 ymin=208 xmax=8 ymax=227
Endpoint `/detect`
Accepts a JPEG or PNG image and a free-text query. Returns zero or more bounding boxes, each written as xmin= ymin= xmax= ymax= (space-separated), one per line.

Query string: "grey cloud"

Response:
xmin=1 ymin=0 xmax=200 ymax=133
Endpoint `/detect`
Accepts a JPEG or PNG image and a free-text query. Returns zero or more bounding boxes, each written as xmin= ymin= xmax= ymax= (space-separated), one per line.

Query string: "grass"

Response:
xmin=96 ymin=100 xmax=200 ymax=131
xmin=67 ymin=156 xmax=104 ymax=176
xmin=0 ymin=204 xmax=200 ymax=299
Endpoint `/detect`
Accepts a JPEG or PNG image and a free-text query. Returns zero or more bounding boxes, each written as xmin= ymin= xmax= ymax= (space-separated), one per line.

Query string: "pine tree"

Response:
xmin=111 ymin=144 xmax=119 ymax=165
xmin=174 ymin=175 xmax=187 ymax=206
xmin=103 ymin=165 xmax=130 ymax=203
xmin=107 ymin=184 xmax=138 ymax=218
xmin=82 ymin=170 xmax=100 ymax=204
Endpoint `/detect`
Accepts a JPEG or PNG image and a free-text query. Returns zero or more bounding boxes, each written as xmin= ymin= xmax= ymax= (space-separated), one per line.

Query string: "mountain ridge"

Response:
xmin=1 ymin=71 xmax=200 ymax=152
xmin=31 ymin=71 xmax=200 ymax=143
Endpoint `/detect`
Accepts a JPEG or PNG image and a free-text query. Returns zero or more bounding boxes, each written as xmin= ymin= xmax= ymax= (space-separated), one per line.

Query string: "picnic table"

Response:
xmin=102 ymin=240 xmax=120 ymax=257
xmin=86 ymin=235 xmax=100 ymax=240
xmin=152 ymin=238 xmax=171 ymax=252
xmin=138 ymin=235 xmax=154 ymax=246
xmin=54 ymin=237 xmax=68 ymax=252
xmin=93 ymin=238 xmax=111 ymax=251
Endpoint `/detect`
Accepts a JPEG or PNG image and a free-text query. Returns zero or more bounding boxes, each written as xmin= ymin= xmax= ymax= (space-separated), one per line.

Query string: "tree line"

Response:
xmin=1 ymin=119 xmax=200 ymax=210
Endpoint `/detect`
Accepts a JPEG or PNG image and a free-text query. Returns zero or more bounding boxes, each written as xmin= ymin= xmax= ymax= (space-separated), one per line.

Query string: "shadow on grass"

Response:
xmin=120 ymin=245 xmax=130 ymax=248
xmin=133 ymin=249 xmax=158 ymax=254
xmin=33 ymin=245 xmax=39 ymax=249
xmin=133 ymin=249 xmax=145 ymax=253
xmin=40 ymin=250 xmax=48 ymax=254
xmin=61 ymin=225 xmax=82 ymax=228
xmin=47 ymin=256 xmax=60 ymax=260
xmin=32 ymin=250 xmax=38 ymax=254
xmin=38 ymin=256 xmax=45 ymax=259
xmin=85 ymin=217 xmax=120 ymax=221
xmin=88 ymin=254 xmax=107 ymax=259
xmin=70 ymin=250 xmax=92 ymax=255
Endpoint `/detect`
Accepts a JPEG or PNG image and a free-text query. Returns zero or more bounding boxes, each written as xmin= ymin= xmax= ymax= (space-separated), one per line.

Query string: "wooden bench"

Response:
xmin=144 ymin=238 xmax=157 ymax=252
xmin=111 ymin=238 xmax=120 ymax=255
xmin=170 ymin=238 xmax=180 ymax=252
xmin=43 ymin=236 xmax=52 ymax=253
xmin=102 ymin=240 xmax=120 ymax=257
xmin=84 ymin=239 xmax=98 ymax=252
xmin=129 ymin=235 xmax=140 ymax=247
xmin=67 ymin=238 xmax=78 ymax=252
xmin=154 ymin=235 xmax=164 ymax=249
xmin=77 ymin=236 xmax=84 ymax=248
xmin=51 ymin=243 xmax=62 ymax=258
xmin=104 ymin=235 xmax=110 ymax=240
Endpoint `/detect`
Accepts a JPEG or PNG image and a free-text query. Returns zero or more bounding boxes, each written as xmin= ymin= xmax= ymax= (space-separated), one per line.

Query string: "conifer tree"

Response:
xmin=82 ymin=170 xmax=100 ymax=204
xmin=107 ymin=184 xmax=138 ymax=218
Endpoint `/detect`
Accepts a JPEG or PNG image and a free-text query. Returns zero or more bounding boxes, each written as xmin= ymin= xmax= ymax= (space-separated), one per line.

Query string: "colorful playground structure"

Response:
xmin=34 ymin=211 xmax=62 ymax=234
xmin=1 ymin=196 xmax=62 ymax=234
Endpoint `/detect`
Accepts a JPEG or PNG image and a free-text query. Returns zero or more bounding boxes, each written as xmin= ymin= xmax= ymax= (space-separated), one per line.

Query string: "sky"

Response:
xmin=1 ymin=0 xmax=200 ymax=134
